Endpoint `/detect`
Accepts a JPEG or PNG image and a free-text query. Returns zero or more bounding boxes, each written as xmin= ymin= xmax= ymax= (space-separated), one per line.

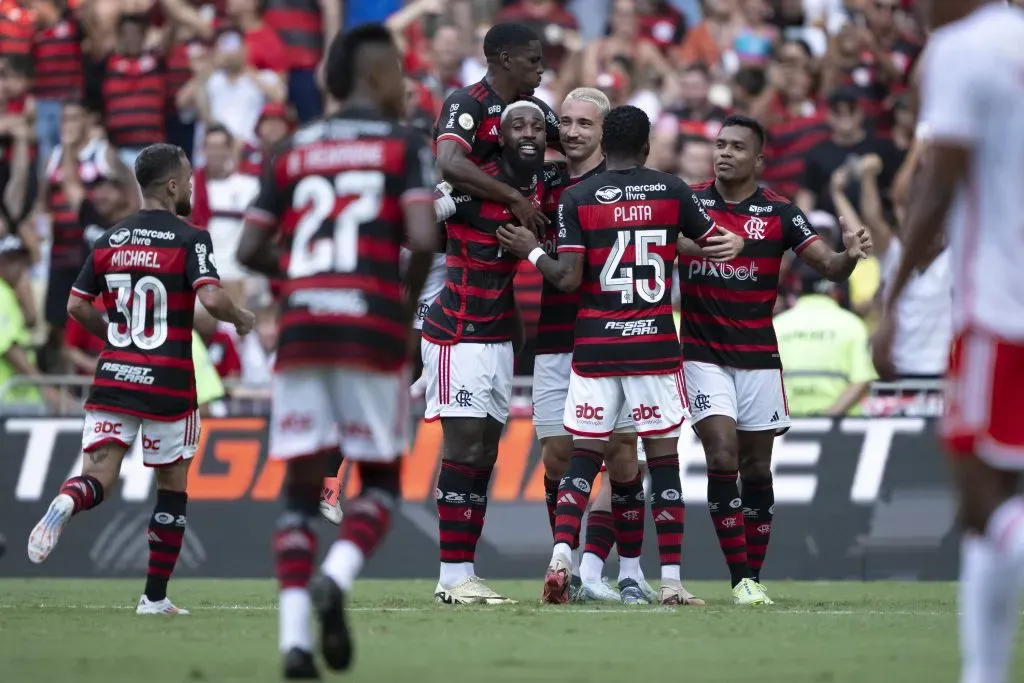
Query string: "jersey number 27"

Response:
xmin=600 ymin=229 xmax=667 ymax=304
xmin=289 ymin=171 xmax=384 ymax=278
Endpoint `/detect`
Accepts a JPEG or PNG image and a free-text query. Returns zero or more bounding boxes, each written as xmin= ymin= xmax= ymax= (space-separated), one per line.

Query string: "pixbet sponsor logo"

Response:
xmin=687 ymin=259 xmax=759 ymax=281
xmin=575 ymin=403 xmax=605 ymax=421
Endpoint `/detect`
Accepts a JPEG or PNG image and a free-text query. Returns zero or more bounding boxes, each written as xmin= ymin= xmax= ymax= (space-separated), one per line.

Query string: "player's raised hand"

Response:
xmin=234 ymin=308 xmax=256 ymax=336
xmin=497 ymin=223 xmax=540 ymax=259
xmin=841 ymin=216 xmax=872 ymax=259
xmin=701 ymin=225 xmax=744 ymax=262
xmin=509 ymin=194 xmax=549 ymax=239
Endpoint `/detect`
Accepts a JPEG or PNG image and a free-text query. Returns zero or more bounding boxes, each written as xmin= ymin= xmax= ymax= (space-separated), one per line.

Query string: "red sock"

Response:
xmin=610 ymin=473 xmax=645 ymax=559
xmin=436 ymin=460 xmax=474 ymax=564
xmin=58 ymin=475 xmax=104 ymax=515
xmin=582 ymin=509 xmax=615 ymax=560
xmin=144 ymin=489 xmax=187 ymax=602
xmin=707 ymin=469 xmax=751 ymax=587
xmin=340 ymin=463 xmax=396 ymax=558
xmin=274 ymin=485 xmax=319 ymax=591
xmin=741 ymin=478 xmax=774 ymax=582
xmin=648 ymin=455 xmax=685 ymax=570
xmin=553 ymin=449 xmax=602 ymax=549
xmin=467 ymin=467 xmax=493 ymax=561
xmin=544 ymin=476 xmax=560 ymax=539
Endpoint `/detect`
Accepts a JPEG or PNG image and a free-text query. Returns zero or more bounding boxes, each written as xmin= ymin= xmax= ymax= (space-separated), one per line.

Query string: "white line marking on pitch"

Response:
xmin=0 ymin=603 xmax=960 ymax=616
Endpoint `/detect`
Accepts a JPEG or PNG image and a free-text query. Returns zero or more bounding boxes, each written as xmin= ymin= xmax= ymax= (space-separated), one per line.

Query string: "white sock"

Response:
xmin=321 ymin=540 xmax=364 ymax=592
xmin=618 ymin=556 xmax=642 ymax=583
xmin=661 ymin=565 xmax=680 ymax=582
xmin=552 ymin=542 xmax=572 ymax=562
xmin=439 ymin=561 xmax=472 ymax=587
xmin=279 ymin=588 xmax=312 ymax=653
xmin=571 ymin=551 xmax=580 ymax=575
xmin=579 ymin=552 xmax=604 ymax=583
xmin=958 ymin=535 xmax=1018 ymax=683
xmin=988 ymin=495 xmax=1024 ymax=566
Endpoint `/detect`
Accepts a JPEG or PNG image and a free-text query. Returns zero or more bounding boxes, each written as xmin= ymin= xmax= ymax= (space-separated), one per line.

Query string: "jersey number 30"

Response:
xmin=600 ymin=229 xmax=667 ymax=304
xmin=289 ymin=171 xmax=384 ymax=278
xmin=104 ymin=274 xmax=168 ymax=350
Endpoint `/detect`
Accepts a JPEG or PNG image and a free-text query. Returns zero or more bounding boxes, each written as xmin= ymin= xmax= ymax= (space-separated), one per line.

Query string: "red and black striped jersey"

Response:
xmin=45 ymin=138 xmax=116 ymax=270
xmin=98 ymin=54 xmax=167 ymax=149
xmin=433 ymin=79 xmax=559 ymax=163
xmin=32 ymin=14 xmax=84 ymax=100
xmin=70 ymin=211 xmax=221 ymax=421
xmin=678 ymin=183 xmax=819 ymax=370
xmin=244 ymin=106 xmax=436 ymax=373
xmin=761 ymin=98 xmax=829 ymax=199
xmin=423 ymin=161 xmax=556 ymax=345
xmin=558 ymin=167 xmax=716 ymax=377
xmin=263 ymin=0 xmax=321 ymax=70
xmin=0 ymin=3 xmax=34 ymax=58
xmin=534 ymin=160 xmax=605 ymax=356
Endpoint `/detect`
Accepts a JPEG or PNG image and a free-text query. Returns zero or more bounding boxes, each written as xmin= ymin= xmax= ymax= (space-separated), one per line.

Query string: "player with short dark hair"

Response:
xmin=424 ymin=100 xmax=560 ymax=606
xmin=498 ymin=105 xmax=744 ymax=603
xmin=678 ymin=114 xmax=871 ymax=605
xmin=237 ymin=23 xmax=438 ymax=678
xmin=434 ymin=22 xmax=560 ymax=237
xmin=27 ymin=143 xmax=255 ymax=616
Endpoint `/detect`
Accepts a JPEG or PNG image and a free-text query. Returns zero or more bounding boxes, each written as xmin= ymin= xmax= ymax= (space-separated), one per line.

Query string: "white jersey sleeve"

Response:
xmin=918 ymin=30 xmax=988 ymax=145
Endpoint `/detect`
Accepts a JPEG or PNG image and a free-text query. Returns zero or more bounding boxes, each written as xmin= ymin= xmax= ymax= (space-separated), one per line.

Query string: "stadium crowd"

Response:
xmin=0 ymin=0 xmax=955 ymax=415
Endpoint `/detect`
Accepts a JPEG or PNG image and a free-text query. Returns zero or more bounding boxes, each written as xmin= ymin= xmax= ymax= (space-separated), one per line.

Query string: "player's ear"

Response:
xmin=754 ymin=151 xmax=765 ymax=172
xmin=499 ymin=48 xmax=513 ymax=71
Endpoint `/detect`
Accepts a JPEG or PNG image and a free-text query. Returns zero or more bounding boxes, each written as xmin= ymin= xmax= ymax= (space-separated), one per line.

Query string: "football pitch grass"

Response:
xmin=1 ymin=579 xmax=1022 ymax=682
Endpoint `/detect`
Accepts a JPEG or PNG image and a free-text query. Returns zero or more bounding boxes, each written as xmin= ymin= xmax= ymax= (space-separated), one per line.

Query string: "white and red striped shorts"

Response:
xmin=82 ymin=408 xmax=201 ymax=467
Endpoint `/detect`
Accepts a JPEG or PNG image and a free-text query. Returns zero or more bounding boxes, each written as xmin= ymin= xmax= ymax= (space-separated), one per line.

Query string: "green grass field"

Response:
xmin=0 ymin=579 xmax=1020 ymax=682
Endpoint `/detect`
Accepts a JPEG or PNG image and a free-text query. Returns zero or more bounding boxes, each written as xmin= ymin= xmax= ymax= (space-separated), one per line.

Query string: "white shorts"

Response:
xmin=82 ymin=409 xmax=201 ymax=467
xmin=683 ymin=360 xmax=791 ymax=432
xmin=269 ymin=367 xmax=410 ymax=461
xmin=404 ymin=251 xmax=446 ymax=331
xmin=533 ymin=353 xmax=633 ymax=439
xmin=563 ymin=368 xmax=688 ymax=441
xmin=422 ymin=340 xmax=513 ymax=423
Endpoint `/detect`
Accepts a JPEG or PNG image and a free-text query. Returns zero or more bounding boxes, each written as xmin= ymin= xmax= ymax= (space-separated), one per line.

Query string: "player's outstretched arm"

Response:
xmin=196 ymin=284 xmax=255 ymax=336
xmin=236 ymin=218 xmax=282 ymax=277
xmin=800 ymin=222 xmax=872 ymax=282
xmin=497 ymin=223 xmax=583 ymax=292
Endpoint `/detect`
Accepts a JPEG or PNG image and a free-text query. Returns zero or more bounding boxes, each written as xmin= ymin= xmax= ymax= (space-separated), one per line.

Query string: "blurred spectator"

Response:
xmin=408 ymin=22 xmax=468 ymax=112
xmin=31 ymin=4 xmax=84 ymax=168
xmin=731 ymin=0 xmax=778 ymax=70
xmin=263 ymin=0 xmax=340 ymax=122
xmin=193 ymin=30 xmax=286 ymax=147
xmin=663 ymin=63 xmax=728 ymax=139
xmin=194 ymin=306 xmax=242 ymax=381
xmin=190 ymin=124 xmax=260 ymax=303
xmin=496 ymin=0 xmax=580 ymax=74
xmin=237 ymin=102 xmax=293 ymax=176
xmin=636 ymin=0 xmax=687 ymax=55
xmin=0 ymin=234 xmax=52 ymax=410
xmin=676 ymin=0 xmax=732 ymax=71
xmin=677 ymin=134 xmax=713 ymax=184
xmin=829 ymin=157 xmax=881 ymax=318
xmin=796 ymin=88 xmax=901 ymax=217
xmin=775 ymin=268 xmax=876 ymax=416
xmin=595 ymin=55 xmax=661 ymax=121
xmin=646 ymin=115 xmax=680 ymax=172
xmin=192 ymin=329 xmax=227 ymax=416
xmin=582 ymin=0 xmax=670 ymax=88
xmin=228 ymin=0 xmax=290 ymax=74
xmin=0 ymin=0 xmax=35 ymax=59
xmin=239 ymin=305 xmax=277 ymax=386
xmin=62 ymin=297 xmax=102 ymax=377
xmin=86 ymin=13 xmax=166 ymax=168
xmin=754 ymin=38 xmax=828 ymax=198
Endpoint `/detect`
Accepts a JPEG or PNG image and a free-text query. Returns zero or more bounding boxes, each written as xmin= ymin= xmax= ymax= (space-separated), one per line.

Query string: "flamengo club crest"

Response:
xmin=744 ymin=217 xmax=766 ymax=240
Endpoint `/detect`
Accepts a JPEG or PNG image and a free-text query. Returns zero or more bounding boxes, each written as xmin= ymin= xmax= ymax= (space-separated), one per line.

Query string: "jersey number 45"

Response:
xmin=600 ymin=229 xmax=668 ymax=305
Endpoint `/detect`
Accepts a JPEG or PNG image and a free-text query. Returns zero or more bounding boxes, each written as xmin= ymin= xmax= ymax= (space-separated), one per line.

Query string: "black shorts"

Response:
xmin=45 ymin=266 xmax=81 ymax=328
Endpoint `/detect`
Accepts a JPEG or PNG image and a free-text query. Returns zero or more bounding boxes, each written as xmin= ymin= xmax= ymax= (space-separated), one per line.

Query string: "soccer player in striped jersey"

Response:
xmin=27 ymin=143 xmax=255 ymax=616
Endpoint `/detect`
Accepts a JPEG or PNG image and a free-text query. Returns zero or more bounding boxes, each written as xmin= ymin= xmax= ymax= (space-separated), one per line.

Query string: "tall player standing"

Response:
xmin=499 ymin=106 xmax=743 ymax=603
xmin=678 ymin=115 xmax=871 ymax=605
xmin=875 ymin=2 xmax=1024 ymax=682
xmin=27 ymin=144 xmax=255 ymax=615
xmin=424 ymin=101 xmax=553 ymax=605
xmin=237 ymin=25 xmax=438 ymax=679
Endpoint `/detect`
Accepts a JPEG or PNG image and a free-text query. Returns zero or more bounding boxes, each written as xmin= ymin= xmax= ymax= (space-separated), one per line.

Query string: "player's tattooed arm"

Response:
xmin=496 ymin=223 xmax=583 ymax=292
xmin=196 ymin=284 xmax=256 ymax=336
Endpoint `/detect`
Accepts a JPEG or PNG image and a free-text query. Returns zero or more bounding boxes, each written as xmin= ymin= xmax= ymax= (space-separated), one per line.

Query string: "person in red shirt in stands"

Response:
xmin=236 ymin=102 xmax=293 ymax=176
xmin=496 ymin=0 xmax=580 ymax=74
xmin=228 ymin=0 xmax=290 ymax=75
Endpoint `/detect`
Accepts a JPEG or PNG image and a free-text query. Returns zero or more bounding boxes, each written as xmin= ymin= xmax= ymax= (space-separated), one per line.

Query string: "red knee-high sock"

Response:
xmin=582 ymin=509 xmax=616 ymax=561
xmin=610 ymin=473 xmax=645 ymax=560
xmin=144 ymin=489 xmax=188 ymax=602
xmin=552 ymin=449 xmax=603 ymax=550
xmin=467 ymin=467 xmax=493 ymax=561
xmin=58 ymin=475 xmax=104 ymax=515
xmin=648 ymin=455 xmax=685 ymax=576
xmin=436 ymin=460 xmax=474 ymax=565
xmin=741 ymin=477 xmax=774 ymax=583
xmin=707 ymin=469 xmax=751 ymax=587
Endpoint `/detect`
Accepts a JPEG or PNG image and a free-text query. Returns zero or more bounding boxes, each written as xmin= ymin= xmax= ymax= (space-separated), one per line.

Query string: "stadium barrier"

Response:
xmin=0 ymin=410 xmax=958 ymax=580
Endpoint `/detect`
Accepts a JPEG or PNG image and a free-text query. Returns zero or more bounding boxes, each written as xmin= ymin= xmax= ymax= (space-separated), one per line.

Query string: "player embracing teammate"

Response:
xmin=678 ymin=115 xmax=871 ymax=604
xmin=499 ymin=105 xmax=744 ymax=604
